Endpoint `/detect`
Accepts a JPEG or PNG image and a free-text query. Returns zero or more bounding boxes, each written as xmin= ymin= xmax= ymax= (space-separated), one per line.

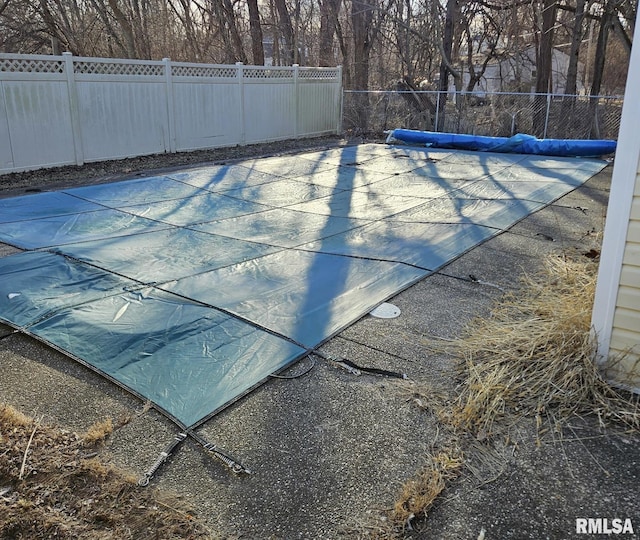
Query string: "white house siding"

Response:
xmin=607 ymin=183 xmax=640 ymax=389
xmin=591 ymin=15 xmax=640 ymax=393
xmin=461 ymin=47 xmax=584 ymax=95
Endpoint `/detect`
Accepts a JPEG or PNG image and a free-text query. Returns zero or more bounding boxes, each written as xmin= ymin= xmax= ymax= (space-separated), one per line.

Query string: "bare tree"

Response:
xmin=438 ymin=0 xmax=457 ymax=94
xmin=106 ymin=0 xmax=139 ymax=57
xmin=591 ymin=0 xmax=619 ymax=97
xmin=433 ymin=0 xmax=462 ymax=130
xmin=214 ymin=0 xmax=248 ymax=63
xmin=536 ymin=0 xmax=558 ymax=94
xmin=533 ymin=0 xmax=558 ymax=136
xmin=36 ymin=0 xmax=109 ymax=55
xmin=319 ymin=0 xmax=340 ymax=66
xmin=273 ymin=0 xmax=296 ymax=64
xmin=1 ymin=0 xmax=51 ymax=52
xmin=460 ymin=0 xmax=502 ymax=92
xmin=247 ymin=0 xmax=265 ymax=64
xmin=565 ymin=0 xmax=587 ymax=95
xmin=350 ymin=0 xmax=376 ymax=129
xmin=167 ymin=0 xmax=203 ymax=61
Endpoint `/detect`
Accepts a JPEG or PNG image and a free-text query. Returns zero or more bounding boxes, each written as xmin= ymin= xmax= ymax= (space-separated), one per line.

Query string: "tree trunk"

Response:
xmin=589 ymin=0 xmax=615 ymax=137
xmin=351 ymin=0 xmax=374 ymax=131
xmin=437 ymin=0 xmax=456 ymax=130
xmin=87 ymin=0 xmax=129 ymax=57
xmin=170 ymin=0 xmax=202 ymax=61
xmin=38 ymin=0 xmax=85 ymax=55
xmin=533 ymin=0 xmax=557 ymax=137
xmin=590 ymin=1 xmax=614 ymax=98
xmin=565 ymin=0 xmax=585 ymax=96
xmin=274 ymin=0 xmax=295 ymax=64
xmin=318 ymin=0 xmax=339 ymax=66
xmin=107 ymin=0 xmax=138 ymax=57
xmin=557 ymin=0 xmax=585 ymax=136
xmin=223 ymin=0 xmax=248 ymax=63
xmin=438 ymin=0 xmax=455 ymax=94
xmin=130 ymin=0 xmax=152 ymax=60
xmin=209 ymin=0 xmax=248 ymax=63
xmin=334 ymin=16 xmax=350 ymax=86
xmin=247 ymin=0 xmax=264 ymax=65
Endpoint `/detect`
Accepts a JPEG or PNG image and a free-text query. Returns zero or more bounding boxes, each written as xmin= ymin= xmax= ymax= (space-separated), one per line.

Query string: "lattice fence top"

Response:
xmin=0 ymin=57 xmax=65 ymax=74
xmin=0 ymin=54 xmax=341 ymax=82
xmin=74 ymin=60 xmax=164 ymax=76
xmin=299 ymin=69 xmax=340 ymax=80
xmin=244 ymin=68 xmax=293 ymax=79
xmin=172 ymin=65 xmax=238 ymax=78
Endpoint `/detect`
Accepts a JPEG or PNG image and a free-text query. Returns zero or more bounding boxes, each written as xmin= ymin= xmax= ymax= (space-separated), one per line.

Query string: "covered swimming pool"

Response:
xmin=0 ymin=144 xmax=608 ymax=428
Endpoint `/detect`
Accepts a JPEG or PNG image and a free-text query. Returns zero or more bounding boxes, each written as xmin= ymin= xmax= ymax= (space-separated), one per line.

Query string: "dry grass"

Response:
xmin=447 ymin=253 xmax=640 ymax=438
xmin=378 ymin=252 xmax=640 ymax=538
xmin=354 ymin=448 xmax=463 ymax=540
xmin=391 ymin=449 xmax=464 ymax=526
xmin=0 ymin=405 xmax=31 ymax=428
xmin=82 ymin=418 xmax=114 ymax=445
xmin=0 ymin=404 xmax=212 ymax=539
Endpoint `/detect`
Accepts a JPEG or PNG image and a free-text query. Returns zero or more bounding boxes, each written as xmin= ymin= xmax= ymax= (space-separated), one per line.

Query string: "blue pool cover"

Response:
xmin=0 ymin=144 xmax=608 ymax=427
xmin=389 ymin=129 xmax=617 ymax=157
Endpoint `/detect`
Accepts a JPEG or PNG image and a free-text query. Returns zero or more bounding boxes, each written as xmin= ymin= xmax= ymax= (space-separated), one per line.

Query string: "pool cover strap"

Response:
xmin=319 ymin=351 xmax=408 ymax=379
xmin=138 ymin=430 xmax=251 ymax=486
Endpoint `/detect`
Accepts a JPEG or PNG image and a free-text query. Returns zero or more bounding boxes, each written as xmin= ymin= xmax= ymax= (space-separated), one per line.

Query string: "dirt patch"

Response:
xmin=0 ymin=135 xmax=347 ymax=196
xmin=0 ymin=404 xmax=211 ymax=539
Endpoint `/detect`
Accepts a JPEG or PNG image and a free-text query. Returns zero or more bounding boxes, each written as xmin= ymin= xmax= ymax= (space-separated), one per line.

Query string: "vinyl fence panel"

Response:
xmin=74 ymin=58 xmax=170 ymax=161
xmin=0 ymin=55 xmax=76 ymax=171
xmin=0 ymin=84 xmax=11 ymax=171
xmin=170 ymin=63 xmax=243 ymax=152
xmin=0 ymin=54 xmax=342 ymax=174
xmin=242 ymin=67 xmax=297 ymax=144
xmin=298 ymin=68 xmax=343 ymax=136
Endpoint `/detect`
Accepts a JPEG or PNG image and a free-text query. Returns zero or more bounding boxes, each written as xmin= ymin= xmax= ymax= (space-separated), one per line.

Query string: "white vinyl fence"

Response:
xmin=0 ymin=53 xmax=342 ymax=174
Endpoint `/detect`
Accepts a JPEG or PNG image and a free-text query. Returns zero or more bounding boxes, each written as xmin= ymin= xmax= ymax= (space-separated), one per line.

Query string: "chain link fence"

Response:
xmin=343 ymin=90 xmax=623 ymax=141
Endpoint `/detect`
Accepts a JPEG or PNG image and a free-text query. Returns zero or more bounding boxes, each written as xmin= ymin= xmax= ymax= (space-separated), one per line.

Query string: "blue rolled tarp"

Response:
xmin=389 ymin=129 xmax=617 ymax=157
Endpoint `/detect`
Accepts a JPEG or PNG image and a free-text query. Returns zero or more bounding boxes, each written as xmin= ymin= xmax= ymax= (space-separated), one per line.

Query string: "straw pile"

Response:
xmin=391 ymin=449 xmax=463 ymax=526
xmin=447 ymin=252 xmax=640 ymax=437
